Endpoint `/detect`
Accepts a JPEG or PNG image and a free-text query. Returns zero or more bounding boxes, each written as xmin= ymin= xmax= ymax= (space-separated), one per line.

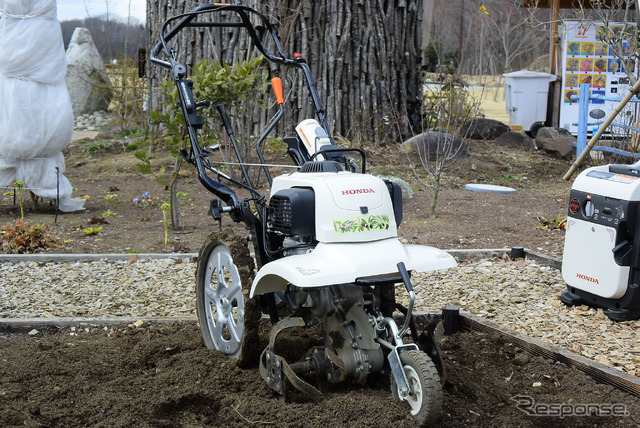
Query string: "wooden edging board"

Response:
xmin=0 ymin=317 xmax=197 ymax=333
xmin=423 ymin=311 xmax=640 ymax=399
xmin=0 ymin=253 xmax=198 ymax=263
xmin=0 ymin=247 xmax=556 ymax=265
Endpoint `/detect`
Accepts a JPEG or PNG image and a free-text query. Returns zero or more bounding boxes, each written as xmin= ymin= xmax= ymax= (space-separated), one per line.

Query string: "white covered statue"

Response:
xmin=0 ymin=0 xmax=85 ymax=212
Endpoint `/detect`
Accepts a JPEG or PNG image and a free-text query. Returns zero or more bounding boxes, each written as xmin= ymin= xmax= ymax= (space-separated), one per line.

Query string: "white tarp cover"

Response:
xmin=0 ymin=0 xmax=85 ymax=212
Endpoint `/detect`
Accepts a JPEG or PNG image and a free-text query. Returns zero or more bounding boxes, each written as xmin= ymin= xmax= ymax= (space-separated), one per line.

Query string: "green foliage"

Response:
xmin=148 ymin=55 xmax=267 ymax=160
xmin=536 ymin=215 xmax=567 ymax=231
xmin=193 ymin=56 xmax=267 ymax=112
xmin=82 ymin=226 xmax=103 ymax=236
xmin=102 ymin=210 xmax=118 ymax=217
xmin=125 ymin=141 xmax=142 ymax=151
xmin=13 ymin=180 xmax=24 ymax=221
xmin=82 ymin=140 xmax=113 ymax=155
xmin=0 ymin=220 xmax=57 ymax=254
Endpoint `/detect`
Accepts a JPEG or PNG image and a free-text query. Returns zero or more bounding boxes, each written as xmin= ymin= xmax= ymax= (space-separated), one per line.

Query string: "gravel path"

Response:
xmin=0 ymin=257 xmax=196 ymax=319
xmin=1 ymin=255 xmax=638 ymax=378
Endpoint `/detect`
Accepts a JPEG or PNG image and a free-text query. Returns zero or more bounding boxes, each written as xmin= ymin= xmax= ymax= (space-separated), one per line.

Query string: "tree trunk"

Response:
xmin=428 ymin=180 xmax=440 ymax=219
xmin=147 ymin=0 xmax=425 ymax=144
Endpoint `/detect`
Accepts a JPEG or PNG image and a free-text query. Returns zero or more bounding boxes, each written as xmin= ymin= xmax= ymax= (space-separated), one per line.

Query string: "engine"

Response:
xmin=267 ymin=161 xmax=403 ymax=256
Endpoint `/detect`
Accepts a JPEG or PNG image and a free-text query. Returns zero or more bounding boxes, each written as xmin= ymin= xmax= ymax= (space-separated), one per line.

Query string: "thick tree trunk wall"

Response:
xmin=147 ymin=0 xmax=423 ymax=143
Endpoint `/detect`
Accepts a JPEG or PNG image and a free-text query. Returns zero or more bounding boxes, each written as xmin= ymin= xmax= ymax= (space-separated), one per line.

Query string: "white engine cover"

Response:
xmin=562 ymin=218 xmax=629 ymax=299
xmin=251 ymin=171 xmax=457 ymax=296
xmin=250 ymin=238 xmax=456 ymax=296
xmin=270 ymin=171 xmax=397 ymax=243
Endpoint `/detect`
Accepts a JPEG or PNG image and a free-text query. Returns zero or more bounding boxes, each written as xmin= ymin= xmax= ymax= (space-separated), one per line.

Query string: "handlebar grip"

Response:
xmin=271 ymin=77 xmax=284 ymax=104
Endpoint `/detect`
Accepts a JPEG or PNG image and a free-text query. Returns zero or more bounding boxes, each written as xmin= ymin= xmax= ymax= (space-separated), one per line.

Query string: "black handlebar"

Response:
xmin=150 ymin=4 xmax=338 ymax=210
xmin=150 ymin=4 xmax=289 ymax=73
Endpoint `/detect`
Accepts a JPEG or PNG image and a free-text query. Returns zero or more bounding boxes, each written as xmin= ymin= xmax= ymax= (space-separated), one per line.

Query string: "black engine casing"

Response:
xmin=269 ymin=188 xmax=316 ymax=237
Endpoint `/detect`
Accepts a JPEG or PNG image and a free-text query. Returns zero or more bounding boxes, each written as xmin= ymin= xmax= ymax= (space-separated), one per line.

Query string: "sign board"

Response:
xmin=559 ymin=20 xmax=638 ymax=135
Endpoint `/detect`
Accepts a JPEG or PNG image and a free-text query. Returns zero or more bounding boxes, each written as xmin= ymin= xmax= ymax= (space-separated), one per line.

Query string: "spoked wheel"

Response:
xmin=394 ymin=350 xmax=442 ymax=426
xmin=196 ymin=230 xmax=261 ymax=368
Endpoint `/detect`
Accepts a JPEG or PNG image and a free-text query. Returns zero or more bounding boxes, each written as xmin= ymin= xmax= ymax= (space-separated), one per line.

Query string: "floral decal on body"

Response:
xmin=334 ymin=214 xmax=391 ymax=234
xmin=296 ymin=267 xmax=320 ymax=276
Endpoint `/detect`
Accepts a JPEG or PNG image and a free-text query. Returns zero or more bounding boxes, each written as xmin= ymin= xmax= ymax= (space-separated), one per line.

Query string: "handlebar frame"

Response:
xmin=150 ymin=4 xmax=333 ymax=209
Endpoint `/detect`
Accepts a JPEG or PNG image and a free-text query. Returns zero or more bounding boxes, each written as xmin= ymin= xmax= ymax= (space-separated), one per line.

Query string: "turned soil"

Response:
xmin=2 ymin=136 xmax=640 ymax=427
xmin=1 ymin=322 xmax=639 ymax=427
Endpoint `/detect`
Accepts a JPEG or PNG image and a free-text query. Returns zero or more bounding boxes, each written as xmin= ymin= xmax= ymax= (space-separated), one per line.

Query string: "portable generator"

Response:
xmin=561 ymin=163 xmax=640 ymax=321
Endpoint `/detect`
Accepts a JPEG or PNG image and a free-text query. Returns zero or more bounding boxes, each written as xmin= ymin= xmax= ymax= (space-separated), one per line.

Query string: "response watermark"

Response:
xmin=511 ymin=395 xmax=629 ymax=418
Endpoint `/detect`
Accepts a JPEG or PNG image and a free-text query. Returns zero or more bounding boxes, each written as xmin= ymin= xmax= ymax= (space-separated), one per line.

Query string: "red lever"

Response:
xmin=271 ymin=77 xmax=284 ymax=105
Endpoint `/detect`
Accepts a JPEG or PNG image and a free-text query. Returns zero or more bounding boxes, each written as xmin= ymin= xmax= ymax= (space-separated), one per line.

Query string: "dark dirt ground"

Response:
xmin=1 ymin=321 xmax=638 ymax=427
xmin=3 ymin=136 xmax=639 ymax=427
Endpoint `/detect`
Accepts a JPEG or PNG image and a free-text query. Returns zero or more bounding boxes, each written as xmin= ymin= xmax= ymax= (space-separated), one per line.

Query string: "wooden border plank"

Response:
xmin=0 ymin=317 xmax=197 ymax=333
xmin=0 ymin=253 xmax=197 ymax=263
xmin=457 ymin=312 xmax=640 ymax=398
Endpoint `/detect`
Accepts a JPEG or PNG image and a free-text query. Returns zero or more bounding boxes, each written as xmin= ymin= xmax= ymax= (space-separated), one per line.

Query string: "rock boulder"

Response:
xmin=534 ymin=127 xmax=576 ymax=158
xmin=65 ymin=28 xmax=113 ymax=117
xmin=494 ymin=131 xmax=536 ymax=150
xmin=462 ymin=118 xmax=510 ymax=140
xmin=402 ymin=131 xmax=468 ymax=163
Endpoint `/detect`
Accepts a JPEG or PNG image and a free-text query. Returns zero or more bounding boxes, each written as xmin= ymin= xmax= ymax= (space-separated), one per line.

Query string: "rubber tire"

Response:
xmin=529 ymin=121 xmax=545 ymax=139
xmin=396 ymin=350 xmax=442 ymax=426
xmin=195 ymin=230 xmax=261 ymax=368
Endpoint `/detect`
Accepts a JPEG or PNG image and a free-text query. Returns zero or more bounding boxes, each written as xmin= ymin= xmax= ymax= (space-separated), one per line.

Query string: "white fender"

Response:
xmin=250 ymin=238 xmax=456 ymax=297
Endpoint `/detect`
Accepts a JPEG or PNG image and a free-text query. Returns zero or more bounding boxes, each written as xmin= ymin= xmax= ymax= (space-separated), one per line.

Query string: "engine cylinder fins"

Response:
xmin=299 ymin=160 xmax=344 ymax=173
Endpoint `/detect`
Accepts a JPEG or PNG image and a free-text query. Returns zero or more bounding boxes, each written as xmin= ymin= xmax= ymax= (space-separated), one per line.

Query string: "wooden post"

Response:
xmin=442 ymin=305 xmax=460 ymax=336
xmin=548 ymin=0 xmax=561 ymax=127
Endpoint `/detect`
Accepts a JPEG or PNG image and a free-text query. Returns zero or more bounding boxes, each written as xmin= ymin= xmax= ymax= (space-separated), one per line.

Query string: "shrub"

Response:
xmin=0 ymin=220 xmax=57 ymax=254
xmin=107 ymin=58 xmax=147 ymax=132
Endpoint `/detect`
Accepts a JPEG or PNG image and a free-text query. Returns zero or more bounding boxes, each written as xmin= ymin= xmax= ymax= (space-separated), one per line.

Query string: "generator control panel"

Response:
xmin=568 ymin=189 xmax=629 ymax=227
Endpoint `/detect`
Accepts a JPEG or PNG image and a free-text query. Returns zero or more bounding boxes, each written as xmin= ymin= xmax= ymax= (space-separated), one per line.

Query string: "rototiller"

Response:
xmin=151 ymin=4 xmax=456 ymax=425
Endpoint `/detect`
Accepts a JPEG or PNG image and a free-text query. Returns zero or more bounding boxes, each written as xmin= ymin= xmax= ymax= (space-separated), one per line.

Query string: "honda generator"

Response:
xmin=561 ymin=163 xmax=640 ymax=321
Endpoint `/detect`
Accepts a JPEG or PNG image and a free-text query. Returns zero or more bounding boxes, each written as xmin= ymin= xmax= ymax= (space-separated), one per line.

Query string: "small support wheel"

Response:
xmin=196 ymin=230 xmax=261 ymax=368
xmin=396 ymin=350 xmax=442 ymax=426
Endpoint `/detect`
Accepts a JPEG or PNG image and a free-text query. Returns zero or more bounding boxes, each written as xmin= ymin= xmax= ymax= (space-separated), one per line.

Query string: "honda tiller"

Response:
xmin=151 ymin=4 xmax=456 ymax=425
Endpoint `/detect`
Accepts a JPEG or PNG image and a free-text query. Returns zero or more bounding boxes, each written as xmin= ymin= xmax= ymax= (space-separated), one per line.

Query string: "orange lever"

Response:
xmin=271 ymin=77 xmax=284 ymax=105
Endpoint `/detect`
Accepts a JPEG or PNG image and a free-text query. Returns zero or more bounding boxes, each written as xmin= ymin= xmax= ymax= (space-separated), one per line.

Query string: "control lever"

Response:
xmin=177 ymin=79 xmax=204 ymax=128
xmin=613 ymin=240 xmax=634 ymax=266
